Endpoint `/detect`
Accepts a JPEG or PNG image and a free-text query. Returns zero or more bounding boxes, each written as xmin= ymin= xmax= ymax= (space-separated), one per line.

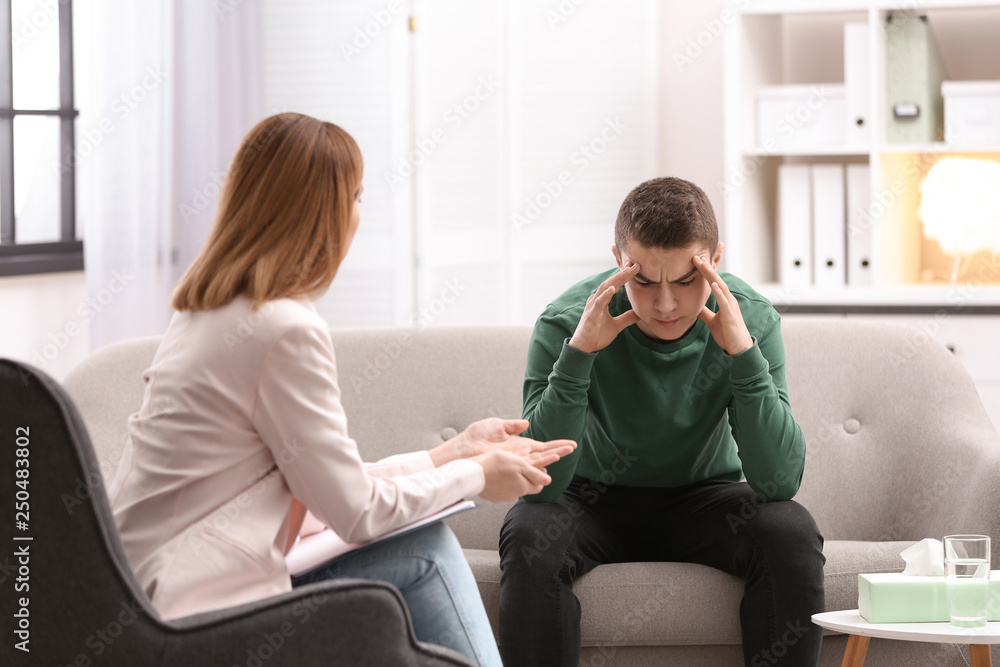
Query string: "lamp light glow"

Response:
xmin=918 ymin=156 xmax=1000 ymax=256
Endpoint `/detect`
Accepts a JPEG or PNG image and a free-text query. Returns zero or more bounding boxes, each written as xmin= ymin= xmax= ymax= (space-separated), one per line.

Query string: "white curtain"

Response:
xmin=76 ymin=0 xmax=264 ymax=351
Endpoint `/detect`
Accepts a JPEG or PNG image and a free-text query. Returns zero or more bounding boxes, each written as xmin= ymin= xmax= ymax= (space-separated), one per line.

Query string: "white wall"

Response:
xmin=659 ymin=1 xmax=727 ymax=241
xmin=0 ymin=271 xmax=90 ymax=381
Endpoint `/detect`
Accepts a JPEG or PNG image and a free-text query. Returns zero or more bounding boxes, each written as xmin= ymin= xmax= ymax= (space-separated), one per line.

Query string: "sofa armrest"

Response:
xmin=162 ymin=578 xmax=474 ymax=666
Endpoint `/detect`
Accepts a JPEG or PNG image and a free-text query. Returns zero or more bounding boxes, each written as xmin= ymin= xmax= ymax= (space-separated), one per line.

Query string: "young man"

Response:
xmin=498 ymin=177 xmax=825 ymax=666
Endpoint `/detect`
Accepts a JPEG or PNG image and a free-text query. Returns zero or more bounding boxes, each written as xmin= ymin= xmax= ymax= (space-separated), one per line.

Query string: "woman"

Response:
xmin=108 ymin=112 xmax=575 ymax=667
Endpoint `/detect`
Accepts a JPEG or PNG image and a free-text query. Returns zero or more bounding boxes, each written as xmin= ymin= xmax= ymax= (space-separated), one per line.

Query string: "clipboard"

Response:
xmin=286 ymin=500 xmax=479 ymax=577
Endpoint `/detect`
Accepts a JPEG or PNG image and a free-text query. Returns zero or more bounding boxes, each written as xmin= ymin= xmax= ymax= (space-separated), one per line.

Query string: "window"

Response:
xmin=0 ymin=0 xmax=81 ymax=276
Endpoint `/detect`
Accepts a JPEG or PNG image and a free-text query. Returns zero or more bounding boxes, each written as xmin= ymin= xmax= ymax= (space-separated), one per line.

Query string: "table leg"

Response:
xmin=841 ymin=634 xmax=870 ymax=667
xmin=969 ymin=644 xmax=991 ymax=667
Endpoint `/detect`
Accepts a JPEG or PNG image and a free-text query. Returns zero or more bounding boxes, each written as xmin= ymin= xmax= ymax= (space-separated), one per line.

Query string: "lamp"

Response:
xmin=917 ymin=156 xmax=1000 ymax=285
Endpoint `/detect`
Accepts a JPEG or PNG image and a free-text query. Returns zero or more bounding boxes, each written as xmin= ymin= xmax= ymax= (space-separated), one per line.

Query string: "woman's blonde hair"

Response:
xmin=172 ymin=113 xmax=363 ymax=312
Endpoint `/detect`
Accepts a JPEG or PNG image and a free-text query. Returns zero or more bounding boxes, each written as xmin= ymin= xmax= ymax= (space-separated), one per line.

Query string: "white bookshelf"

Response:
xmin=723 ymin=1 xmax=1000 ymax=427
xmin=722 ymin=0 xmax=1000 ymax=310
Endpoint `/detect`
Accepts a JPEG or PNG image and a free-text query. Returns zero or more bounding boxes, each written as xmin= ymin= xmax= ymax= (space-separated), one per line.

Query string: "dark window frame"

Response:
xmin=0 ymin=0 xmax=82 ymax=277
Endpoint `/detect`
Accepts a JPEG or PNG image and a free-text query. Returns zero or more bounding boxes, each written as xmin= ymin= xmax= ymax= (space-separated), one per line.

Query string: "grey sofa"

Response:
xmin=63 ymin=320 xmax=1000 ymax=666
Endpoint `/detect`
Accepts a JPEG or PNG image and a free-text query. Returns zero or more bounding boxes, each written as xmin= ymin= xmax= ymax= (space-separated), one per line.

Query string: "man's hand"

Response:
xmin=568 ymin=263 xmax=641 ymax=354
xmin=694 ymin=250 xmax=754 ymax=356
xmin=429 ymin=417 xmax=576 ymax=467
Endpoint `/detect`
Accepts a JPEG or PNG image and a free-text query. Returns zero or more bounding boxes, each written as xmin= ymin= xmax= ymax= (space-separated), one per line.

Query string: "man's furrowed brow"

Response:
xmin=636 ymin=268 xmax=697 ymax=284
xmin=668 ymin=268 xmax=698 ymax=283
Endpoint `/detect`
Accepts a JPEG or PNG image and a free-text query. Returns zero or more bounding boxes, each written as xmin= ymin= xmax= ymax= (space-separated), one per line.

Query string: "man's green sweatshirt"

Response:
xmin=522 ymin=268 xmax=806 ymax=504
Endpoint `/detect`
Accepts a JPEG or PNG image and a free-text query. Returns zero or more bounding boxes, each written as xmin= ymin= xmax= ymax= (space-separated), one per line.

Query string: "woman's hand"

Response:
xmin=471 ymin=449 xmax=566 ymax=503
xmin=429 ymin=417 xmax=576 ymax=466
xmin=429 ymin=418 xmax=576 ymax=502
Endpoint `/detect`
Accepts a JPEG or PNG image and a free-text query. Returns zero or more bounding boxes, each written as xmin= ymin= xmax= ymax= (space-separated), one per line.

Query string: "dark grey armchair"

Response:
xmin=0 ymin=359 xmax=473 ymax=667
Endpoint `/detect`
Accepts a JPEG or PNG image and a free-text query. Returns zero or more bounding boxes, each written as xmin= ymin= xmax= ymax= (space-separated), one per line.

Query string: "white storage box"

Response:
xmin=943 ymin=80 xmax=1000 ymax=146
xmin=756 ymin=84 xmax=846 ymax=150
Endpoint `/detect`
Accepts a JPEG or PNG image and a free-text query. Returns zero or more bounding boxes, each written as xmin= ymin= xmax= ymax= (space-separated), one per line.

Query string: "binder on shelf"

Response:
xmin=778 ymin=164 xmax=813 ymax=287
xmin=811 ymin=165 xmax=846 ymax=289
xmin=885 ymin=12 xmax=948 ymax=143
xmin=844 ymin=22 xmax=871 ymax=146
xmin=846 ymin=164 xmax=873 ymax=287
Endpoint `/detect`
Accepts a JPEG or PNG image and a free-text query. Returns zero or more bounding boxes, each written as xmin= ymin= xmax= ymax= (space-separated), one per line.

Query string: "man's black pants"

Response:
xmin=498 ymin=479 xmax=826 ymax=666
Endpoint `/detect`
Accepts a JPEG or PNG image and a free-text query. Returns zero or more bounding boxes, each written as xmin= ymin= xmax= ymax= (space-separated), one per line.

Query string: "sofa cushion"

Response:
xmin=463 ymin=548 xmax=744 ymax=647
xmin=465 ymin=539 xmax=917 ymax=647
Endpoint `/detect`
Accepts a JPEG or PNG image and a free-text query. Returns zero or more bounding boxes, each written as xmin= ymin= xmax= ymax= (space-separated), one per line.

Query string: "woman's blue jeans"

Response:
xmin=291 ymin=521 xmax=502 ymax=667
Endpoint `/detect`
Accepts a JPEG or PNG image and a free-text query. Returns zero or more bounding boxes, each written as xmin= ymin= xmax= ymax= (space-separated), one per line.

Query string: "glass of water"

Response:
xmin=944 ymin=535 xmax=991 ymax=628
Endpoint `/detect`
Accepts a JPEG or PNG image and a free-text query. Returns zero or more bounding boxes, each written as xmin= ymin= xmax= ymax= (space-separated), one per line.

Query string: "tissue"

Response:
xmin=901 ymin=538 xmax=945 ymax=576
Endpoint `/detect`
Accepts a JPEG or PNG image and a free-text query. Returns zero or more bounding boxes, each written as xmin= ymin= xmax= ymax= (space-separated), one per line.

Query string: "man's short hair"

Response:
xmin=614 ymin=177 xmax=719 ymax=254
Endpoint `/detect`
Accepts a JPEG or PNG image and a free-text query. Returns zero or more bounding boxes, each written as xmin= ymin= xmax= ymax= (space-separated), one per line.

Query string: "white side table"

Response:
xmin=813 ymin=610 xmax=1000 ymax=667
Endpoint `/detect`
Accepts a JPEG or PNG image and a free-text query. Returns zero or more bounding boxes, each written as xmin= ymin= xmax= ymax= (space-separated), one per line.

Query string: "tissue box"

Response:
xmin=858 ymin=572 xmax=1000 ymax=623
